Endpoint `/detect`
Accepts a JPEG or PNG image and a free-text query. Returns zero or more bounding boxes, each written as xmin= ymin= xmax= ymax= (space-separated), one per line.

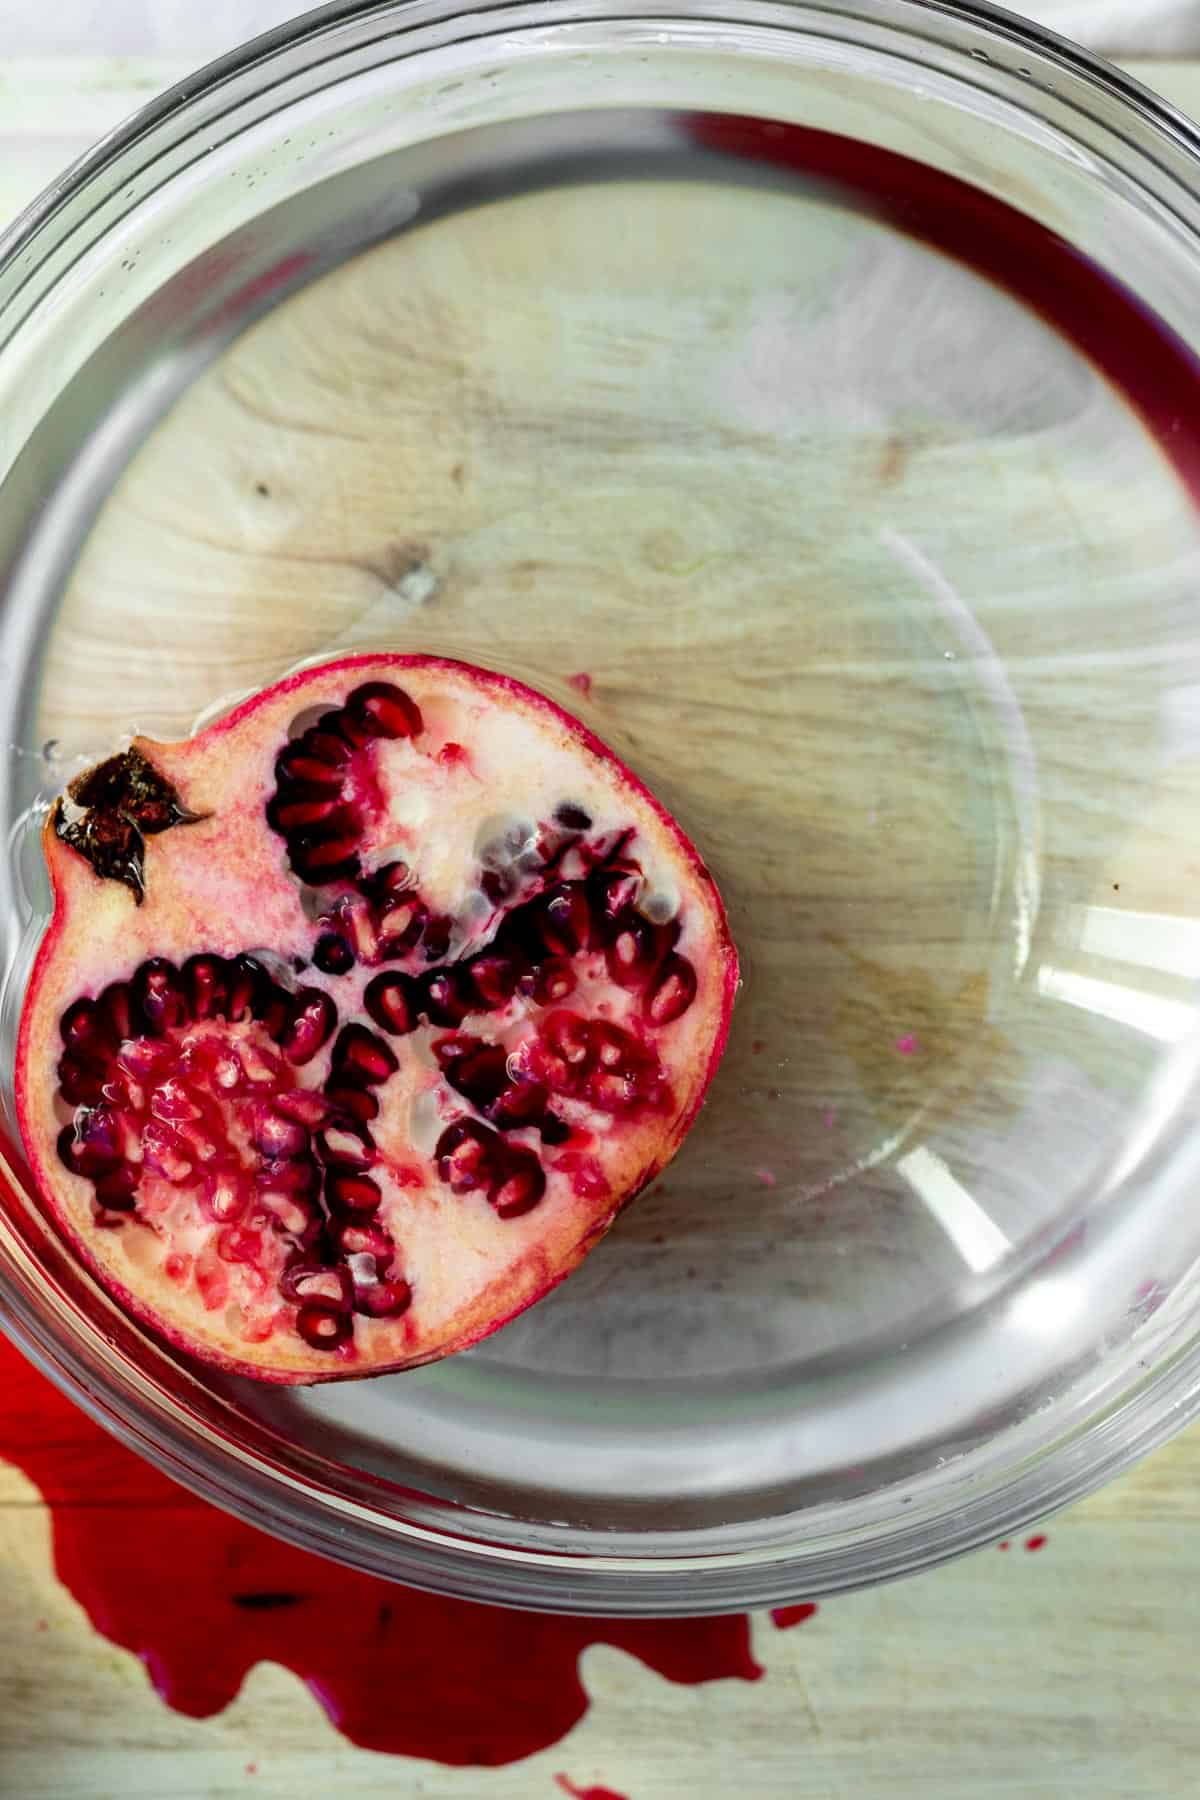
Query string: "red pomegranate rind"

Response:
xmin=16 ymin=656 xmax=737 ymax=1383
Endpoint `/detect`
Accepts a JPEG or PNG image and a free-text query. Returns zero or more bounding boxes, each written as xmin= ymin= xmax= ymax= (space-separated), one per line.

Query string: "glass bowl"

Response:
xmin=3 ymin=0 xmax=1200 ymax=1614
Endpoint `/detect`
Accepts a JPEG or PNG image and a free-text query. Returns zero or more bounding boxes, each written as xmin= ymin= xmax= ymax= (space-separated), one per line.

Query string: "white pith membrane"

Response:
xmin=16 ymin=657 xmax=737 ymax=1383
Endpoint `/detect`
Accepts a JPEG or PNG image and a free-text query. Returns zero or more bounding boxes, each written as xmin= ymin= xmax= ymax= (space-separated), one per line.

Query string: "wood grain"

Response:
xmin=3 ymin=51 xmax=1200 ymax=1800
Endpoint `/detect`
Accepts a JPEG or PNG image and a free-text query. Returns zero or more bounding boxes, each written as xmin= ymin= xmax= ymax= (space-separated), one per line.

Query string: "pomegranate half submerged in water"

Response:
xmin=16 ymin=656 xmax=737 ymax=1382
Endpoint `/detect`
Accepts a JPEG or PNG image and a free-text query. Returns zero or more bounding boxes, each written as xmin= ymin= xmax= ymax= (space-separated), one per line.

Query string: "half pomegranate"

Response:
xmin=15 ymin=656 xmax=737 ymax=1382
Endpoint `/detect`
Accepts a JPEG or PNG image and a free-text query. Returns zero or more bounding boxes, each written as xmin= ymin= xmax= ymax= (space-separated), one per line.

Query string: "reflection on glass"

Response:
xmin=897 ymin=1145 xmax=1011 ymax=1273
xmin=1078 ymin=905 xmax=1200 ymax=978
xmin=1037 ymin=965 xmax=1194 ymax=1043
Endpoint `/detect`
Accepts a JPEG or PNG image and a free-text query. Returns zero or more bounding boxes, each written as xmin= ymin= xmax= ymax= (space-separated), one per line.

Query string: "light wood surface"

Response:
xmin=3 ymin=50 xmax=1200 ymax=1800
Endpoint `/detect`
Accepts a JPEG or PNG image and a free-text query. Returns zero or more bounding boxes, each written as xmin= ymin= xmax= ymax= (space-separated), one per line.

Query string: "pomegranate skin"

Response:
xmin=16 ymin=655 xmax=738 ymax=1384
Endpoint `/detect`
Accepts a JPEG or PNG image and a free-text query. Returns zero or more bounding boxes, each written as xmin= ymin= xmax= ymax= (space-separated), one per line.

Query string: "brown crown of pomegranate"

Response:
xmin=15 ymin=655 xmax=738 ymax=1382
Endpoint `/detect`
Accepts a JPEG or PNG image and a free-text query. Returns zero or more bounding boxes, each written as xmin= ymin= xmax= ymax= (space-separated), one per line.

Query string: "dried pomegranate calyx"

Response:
xmin=18 ymin=655 xmax=738 ymax=1384
xmin=54 ymin=747 xmax=205 ymax=902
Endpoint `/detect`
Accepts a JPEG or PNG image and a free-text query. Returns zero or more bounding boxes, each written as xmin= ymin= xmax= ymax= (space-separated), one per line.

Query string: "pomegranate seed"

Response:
xmin=422 ymin=968 xmax=473 ymax=1027
xmin=57 ymin=1052 xmax=108 ymax=1105
xmin=331 ymin=1023 xmax=398 ymax=1086
xmin=253 ymin=1108 xmax=310 ymax=1161
xmin=150 ymin=1077 xmax=203 ymax=1123
xmin=224 ymin=955 xmax=266 ymax=1022
xmin=330 ymin=1218 xmax=394 ymax=1269
xmin=436 ymin=1119 xmax=501 ymax=1194
xmin=645 ymin=953 xmax=698 ymax=1025
xmin=280 ymin=988 xmax=337 ymax=1065
xmin=259 ymin=1189 xmax=319 ymax=1236
xmin=290 ymin=825 xmax=362 ymax=885
xmin=324 ymin=1080 xmax=380 ymax=1124
xmin=281 ymin=1260 xmax=353 ymax=1310
xmin=523 ymin=957 xmax=576 ymax=1005
xmin=491 ymin=1152 xmax=546 ymax=1218
xmin=317 ymin=1122 xmax=376 ymax=1168
xmin=273 ymin=1088 xmax=331 ymax=1127
xmin=363 ymin=971 xmax=420 ymax=1036
xmin=93 ymin=1165 xmax=139 ymax=1210
xmin=469 ymin=953 xmax=522 ymax=1010
xmin=544 ymin=1010 xmax=592 ymax=1067
xmin=133 ymin=959 xmax=189 ymax=1035
xmin=314 ymin=932 xmax=354 ymax=975
xmin=490 ymin=1081 xmax=549 ymax=1130
xmin=375 ymin=897 xmax=427 ymax=955
xmin=421 ymin=916 xmax=453 ymax=962
xmin=98 ymin=980 xmax=135 ymax=1043
xmin=60 ymin=997 xmax=115 ymax=1055
xmin=555 ymin=803 xmax=591 ymax=830
xmin=438 ymin=1040 xmax=509 ymax=1112
xmin=274 ymin=745 xmax=346 ymax=789
xmin=344 ymin=680 xmax=423 ymax=739
xmin=269 ymin=790 xmax=347 ymax=832
xmin=256 ymin=1156 xmax=321 ymax=1197
xmin=300 ymin=728 xmax=354 ymax=767
xmin=201 ymin=1166 xmax=248 ymax=1223
xmin=540 ymin=1113 xmax=570 ymax=1146
xmin=296 ymin=1304 xmax=354 ymax=1349
xmin=354 ymin=1277 xmax=412 ymax=1319
xmin=141 ymin=1122 xmax=194 ymax=1183
xmin=537 ymin=884 xmax=590 ymax=955
xmin=163 ymin=1251 xmax=191 ymax=1283
xmin=325 ymin=1170 xmax=382 ymax=1215
xmin=181 ymin=954 xmax=228 ymax=1021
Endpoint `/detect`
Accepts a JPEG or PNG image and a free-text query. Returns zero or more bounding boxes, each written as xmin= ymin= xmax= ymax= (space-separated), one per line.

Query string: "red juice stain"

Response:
xmin=567 ymin=672 xmax=594 ymax=699
xmin=998 ymin=1541 xmax=1011 ymax=1551
xmin=1025 ymin=1534 xmax=1048 ymax=1552
xmin=0 ymin=1332 xmax=761 ymax=1766
xmin=555 ymin=1777 xmax=630 ymax=1800
xmin=771 ymin=1603 xmax=818 ymax=1629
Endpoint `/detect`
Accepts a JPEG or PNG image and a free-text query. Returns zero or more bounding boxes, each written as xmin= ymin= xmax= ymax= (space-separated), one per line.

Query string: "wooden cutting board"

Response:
xmin=1 ymin=53 xmax=1200 ymax=1800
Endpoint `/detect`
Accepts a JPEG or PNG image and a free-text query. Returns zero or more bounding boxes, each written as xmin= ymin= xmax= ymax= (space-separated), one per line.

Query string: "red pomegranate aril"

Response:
xmin=536 ymin=883 xmax=591 ymax=956
xmin=60 ymin=997 xmax=114 ymax=1056
xmin=330 ymin=1218 xmax=394 ymax=1268
xmin=313 ymin=932 xmax=354 ymax=975
xmin=57 ymin=1052 xmax=108 ymax=1105
xmin=181 ymin=954 xmax=228 ymax=1021
xmin=296 ymin=1304 xmax=354 ymax=1349
xmin=492 ymin=1152 xmax=546 ymax=1219
xmin=324 ymin=1080 xmax=379 ymax=1124
xmin=375 ymin=897 xmax=426 ymax=955
xmin=645 ymin=953 xmax=698 ymax=1025
xmin=201 ymin=1166 xmax=248 ymax=1224
xmin=363 ymin=971 xmax=419 ymax=1036
xmin=331 ymin=1023 xmax=398 ymax=1086
xmin=269 ymin=790 xmax=348 ymax=832
xmin=273 ymin=1088 xmax=331 ymax=1128
xmin=21 ymin=654 xmax=736 ymax=1382
xmin=133 ymin=958 xmax=189 ymax=1035
xmin=421 ymin=916 xmax=453 ymax=962
xmin=325 ymin=1169 xmax=382 ymax=1215
xmin=252 ymin=1108 xmax=310 ymax=1161
xmin=436 ymin=1119 xmax=501 ymax=1194
xmin=281 ymin=1260 xmax=354 ymax=1310
xmin=279 ymin=988 xmax=337 ymax=1065
xmin=354 ymin=1276 xmax=412 ymax=1319
xmin=470 ymin=953 xmax=523 ymax=1010
xmin=345 ymin=680 xmax=424 ymax=740
xmin=317 ymin=1122 xmax=376 ymax=1168
xmin=93 ymin=1165 xmax=139 ymax=1211
xmin=422 ymin=968 xmax=474 ymax=1027
xmin=140 ymin=1121 xmax=194 ymax=1183
xmin=490 ymin=1080 xmax=549 ymax=1130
